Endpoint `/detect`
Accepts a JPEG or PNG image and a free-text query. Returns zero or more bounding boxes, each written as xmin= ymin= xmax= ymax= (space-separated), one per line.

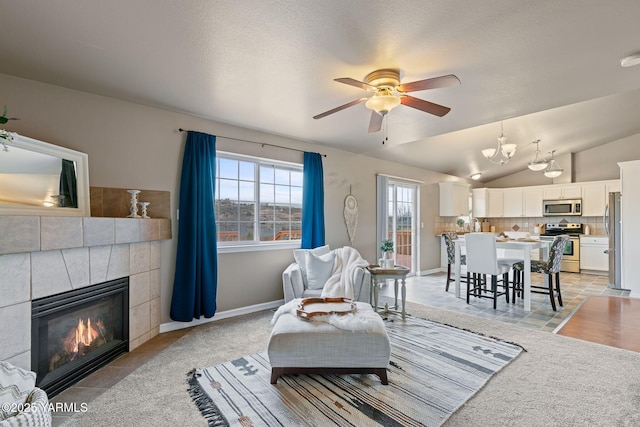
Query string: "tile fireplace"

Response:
xmin=0 ymin=215 xmax=170 ymax=374
xmin=31 ymin=278 xmax=129 ymax=397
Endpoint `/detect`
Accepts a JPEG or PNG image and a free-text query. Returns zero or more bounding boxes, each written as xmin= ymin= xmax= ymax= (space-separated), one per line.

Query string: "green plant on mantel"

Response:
xmin=0 ymin=105 xmax=19 ymax=152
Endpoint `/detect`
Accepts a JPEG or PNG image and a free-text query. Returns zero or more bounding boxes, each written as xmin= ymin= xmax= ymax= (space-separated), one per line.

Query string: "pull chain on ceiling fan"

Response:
xmin=313 ymin=68 xmax=460 ymax=133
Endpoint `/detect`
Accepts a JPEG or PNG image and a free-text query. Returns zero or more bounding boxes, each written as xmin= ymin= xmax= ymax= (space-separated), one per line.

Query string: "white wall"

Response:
xmin=0 ymin=73 xmax=463 ymax=326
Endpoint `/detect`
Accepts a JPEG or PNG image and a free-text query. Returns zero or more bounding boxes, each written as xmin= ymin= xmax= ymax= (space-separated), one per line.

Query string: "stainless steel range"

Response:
xmin=541 ymin=223 xmax=583 ymax=273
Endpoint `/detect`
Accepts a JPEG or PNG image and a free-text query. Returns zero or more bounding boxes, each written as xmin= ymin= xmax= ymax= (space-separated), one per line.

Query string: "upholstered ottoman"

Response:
xmin=268 ymin=301 xmax=391 ymax=384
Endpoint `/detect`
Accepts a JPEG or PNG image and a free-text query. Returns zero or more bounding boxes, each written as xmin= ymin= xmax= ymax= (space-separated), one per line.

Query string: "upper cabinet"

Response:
xmin=523 ymin=188 xmax=544 ymax=217
xmin=503 ymin=188 xmax=524 ymax=217
xmin=473 ymin=188 xmax=503 ymax=218
xmin=581 ymin=180 xmax=621 ymax=217
xmin=500 ymin=187 xmax=543 ymax=217
xmin=471 ymin=180 xmax=618 ymax=218
xmin=439 ymin=182 xmax=470 ymax=216
xmin=542 ymin=184 xmax=581 ymax=200
xmin=606 ymin=180 xmax=621 ymax=194
xmin=581 ymin=182 xmax=606 ymax=217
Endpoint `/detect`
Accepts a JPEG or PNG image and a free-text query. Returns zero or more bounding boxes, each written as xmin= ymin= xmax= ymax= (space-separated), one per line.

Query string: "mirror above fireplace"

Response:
xmin=0 ymin=133 xmax=90 ymax=216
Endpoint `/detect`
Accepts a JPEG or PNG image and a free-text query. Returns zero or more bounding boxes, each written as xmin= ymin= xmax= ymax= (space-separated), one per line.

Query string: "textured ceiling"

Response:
xmin=2 ymin=0 xmax=640 ymax=181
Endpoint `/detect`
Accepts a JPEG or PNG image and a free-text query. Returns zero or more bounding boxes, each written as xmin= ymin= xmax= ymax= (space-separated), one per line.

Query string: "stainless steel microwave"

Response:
xmin=542 ymin=199 xmax=582 ymax=216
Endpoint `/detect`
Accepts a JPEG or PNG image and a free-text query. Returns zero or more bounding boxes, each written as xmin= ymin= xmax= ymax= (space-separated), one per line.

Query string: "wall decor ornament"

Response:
xmin=343 ymin=189 xmax=358 ymax=244
xmin=127 ymin=189 xmax=141 ymax=218
xmin=139 ymin=202 xmax=151 ymax=218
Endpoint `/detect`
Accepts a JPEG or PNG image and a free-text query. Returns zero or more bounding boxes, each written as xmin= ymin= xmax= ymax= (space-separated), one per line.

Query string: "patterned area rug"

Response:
xmin=188 ymin=315 xmax=523 ymax=426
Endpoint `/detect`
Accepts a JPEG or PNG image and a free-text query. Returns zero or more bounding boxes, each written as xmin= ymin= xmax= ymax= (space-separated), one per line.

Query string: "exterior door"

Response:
xmin=386 ymin=180 xmax=418 ymax=274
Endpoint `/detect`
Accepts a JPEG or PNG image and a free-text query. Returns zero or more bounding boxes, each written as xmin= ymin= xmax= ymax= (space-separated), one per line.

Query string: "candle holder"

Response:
xmin=127 ymin=190 xmax=141 ymax=218
xmin=139 ymin=202 xmax=151 ymax=219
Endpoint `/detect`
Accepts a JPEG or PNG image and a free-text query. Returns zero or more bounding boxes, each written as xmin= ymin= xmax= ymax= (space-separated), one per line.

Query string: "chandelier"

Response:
xmin=527 ymin=140 xmax=548 ymax=171
xmin=526 ymin=140 xmax=564 ymax=178
xmin=482 ymin=122 xmax=517 ymax=165
xmin=543 ymin=150 xmax=564 ymax=178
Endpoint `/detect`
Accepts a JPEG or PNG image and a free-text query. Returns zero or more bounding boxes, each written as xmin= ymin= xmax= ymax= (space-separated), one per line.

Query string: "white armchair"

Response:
xmin=0 ymin=361 xmax=52 ymax=427
xmin=282 ymin=246 xmax=371 ymax=303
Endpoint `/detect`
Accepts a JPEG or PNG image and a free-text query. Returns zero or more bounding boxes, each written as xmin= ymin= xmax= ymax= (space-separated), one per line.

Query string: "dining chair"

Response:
xmin=464 ymin=233 xmax=512 ymax=309
xmin=512 ymin=235 xmax=569 ymax=311
xmin=442 ymin=232 xmax=467 ymax=291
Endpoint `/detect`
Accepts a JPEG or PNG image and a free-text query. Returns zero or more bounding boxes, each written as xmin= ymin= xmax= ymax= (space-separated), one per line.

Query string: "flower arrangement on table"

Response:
xmin=379 ymin=239 xmax=394 ymax=253
xmin=379 ymin=239 xmax=395 ymax=268
xmin=0 ymin=105 xmax=19 ymax=152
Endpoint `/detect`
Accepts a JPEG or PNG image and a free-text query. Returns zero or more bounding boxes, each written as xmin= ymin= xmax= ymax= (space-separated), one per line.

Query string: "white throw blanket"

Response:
xmin=271 ymin=298 xmax=385 ymax=332
xmin=320 ymin=246 xmax=369 ymax=300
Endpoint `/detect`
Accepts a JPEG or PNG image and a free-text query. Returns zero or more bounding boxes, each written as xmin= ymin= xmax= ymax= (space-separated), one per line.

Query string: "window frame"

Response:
xmin=215 ymin=151 xmax=303 ymax=253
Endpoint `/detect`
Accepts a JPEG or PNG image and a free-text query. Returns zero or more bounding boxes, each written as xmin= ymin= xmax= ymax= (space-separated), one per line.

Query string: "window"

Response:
xmin=215 ymin=152 xmax=303 ymax=249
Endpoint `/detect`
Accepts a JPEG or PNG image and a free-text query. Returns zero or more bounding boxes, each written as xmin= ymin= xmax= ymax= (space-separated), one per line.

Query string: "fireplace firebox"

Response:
xmin=31 ymin=277 xmax=129 ymax=397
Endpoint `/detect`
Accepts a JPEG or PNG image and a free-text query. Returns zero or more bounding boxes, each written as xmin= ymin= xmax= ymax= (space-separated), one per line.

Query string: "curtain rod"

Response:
xmin=178 ymin=128 xmax=326 ymax=157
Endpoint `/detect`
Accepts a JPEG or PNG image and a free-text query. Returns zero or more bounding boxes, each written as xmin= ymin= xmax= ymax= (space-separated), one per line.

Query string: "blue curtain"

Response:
xmin=301 ymin=152 xmax=325 ymax=249
xmin=170 ymin=131 xmax=218 ymax=321
xmin=59 ymin=159 xmax=77 ymax=208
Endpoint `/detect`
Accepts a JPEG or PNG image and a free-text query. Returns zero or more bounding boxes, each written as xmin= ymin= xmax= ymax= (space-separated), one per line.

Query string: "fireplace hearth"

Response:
xmin=31 ymin=278 xmax=129 ymax=397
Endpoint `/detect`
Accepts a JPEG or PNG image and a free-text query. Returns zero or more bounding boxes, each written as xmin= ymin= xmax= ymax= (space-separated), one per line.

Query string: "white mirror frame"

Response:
xmin=0 ymin=133 xmax=90 ymax=216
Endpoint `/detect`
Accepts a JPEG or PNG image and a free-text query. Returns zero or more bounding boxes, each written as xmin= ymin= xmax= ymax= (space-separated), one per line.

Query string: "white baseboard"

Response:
xmin=159 ymin=299 xmax=284 ymax=333
xmin=418 ymin=267 xmax=447 ymax=276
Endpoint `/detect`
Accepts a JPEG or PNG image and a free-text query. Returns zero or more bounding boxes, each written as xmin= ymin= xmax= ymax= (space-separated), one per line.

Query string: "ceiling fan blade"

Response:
xmin=313 ymin=98 xmax=367 ymax=119
xmin=368 ymin=111 xmax=383 ymax=133
xmin=334 ymin=77 xmax=377 ymax=91
xmin=401 ymin=95 xmax=451 ymax=117
xmin=398 ymin=74 xmax=460 ymax=93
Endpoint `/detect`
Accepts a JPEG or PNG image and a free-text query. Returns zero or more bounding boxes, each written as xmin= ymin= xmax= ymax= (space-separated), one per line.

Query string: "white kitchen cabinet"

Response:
xmin=499 ymin=187 xmax=542 ymax=218
xmin=581 ymin=182 xmax=606 ymax=217
xmin=523 ymin=188 xmax=543 ymax=217
xmin=473 ymin=188 xmax=503 ymax=218
xmin=543 ymin=184 xmax=581 ymax=200
xmin=439 ymin=182 xmax=470 ymax=216
xmin=580 ymin=236 xmax=609 ymax=272
xmin=606 ymin=180 xmax=621 ymax=194
xmin=503 ymin=188 xmax=523 ymax=217
xmin=439 ymin=181 xmax=471 ymax=216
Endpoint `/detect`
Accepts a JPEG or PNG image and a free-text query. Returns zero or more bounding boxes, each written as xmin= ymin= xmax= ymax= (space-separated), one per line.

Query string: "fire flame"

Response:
xmin=64 ymin=318 xmax=100 ymax=355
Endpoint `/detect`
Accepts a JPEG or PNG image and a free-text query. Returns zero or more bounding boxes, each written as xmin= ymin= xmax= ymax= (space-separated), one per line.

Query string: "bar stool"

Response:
xmin=464 ymin=233 xmax=512 ymax=309
xmin=442 ymin=232 xmax=466 ymax=291
xmin=512 ymin=235 xmax=569 ymax=311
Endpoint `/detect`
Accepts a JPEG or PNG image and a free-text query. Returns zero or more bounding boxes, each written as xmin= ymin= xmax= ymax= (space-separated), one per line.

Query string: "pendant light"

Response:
xmin=527 ymin=140 xmax=549 ymax=171
xmin=543 ymin=150 xmax=564 ymax=178
xmin=482 ymin=121 xmax=517 ymax=165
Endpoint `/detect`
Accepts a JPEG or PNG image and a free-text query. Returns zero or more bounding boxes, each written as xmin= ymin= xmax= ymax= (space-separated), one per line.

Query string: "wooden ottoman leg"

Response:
xmin=271 ymin=367 xmax=284 ymax=384
xmin=375 ymin=368 xmax=388 ymax=385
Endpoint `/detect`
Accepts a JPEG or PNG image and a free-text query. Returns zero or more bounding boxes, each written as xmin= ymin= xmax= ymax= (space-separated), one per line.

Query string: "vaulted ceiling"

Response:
xmin=2 ymin=0 xmax=640 ymax=181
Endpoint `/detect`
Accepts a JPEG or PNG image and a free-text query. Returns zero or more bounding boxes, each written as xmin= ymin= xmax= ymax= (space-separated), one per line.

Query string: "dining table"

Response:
xmin=453 ymin=237 xmax=549 ymax=311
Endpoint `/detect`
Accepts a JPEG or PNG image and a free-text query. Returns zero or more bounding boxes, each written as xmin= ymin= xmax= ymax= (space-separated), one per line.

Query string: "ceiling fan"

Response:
xmin=313 ymin=68 xmax=460 ymax=133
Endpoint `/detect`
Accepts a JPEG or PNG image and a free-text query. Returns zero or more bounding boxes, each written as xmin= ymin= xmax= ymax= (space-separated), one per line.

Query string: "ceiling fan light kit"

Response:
xmin=365 ymin=92 xmax=401 ymax=115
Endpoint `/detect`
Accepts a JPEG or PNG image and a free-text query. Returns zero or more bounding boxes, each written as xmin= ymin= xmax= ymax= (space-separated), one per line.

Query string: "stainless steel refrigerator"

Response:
xmin=605 ymin=192 xmax=624 ymax=289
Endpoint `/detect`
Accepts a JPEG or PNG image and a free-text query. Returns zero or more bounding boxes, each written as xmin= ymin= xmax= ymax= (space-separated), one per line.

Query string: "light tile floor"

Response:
xmin=377 ymin=270 xmax=629 ymax=332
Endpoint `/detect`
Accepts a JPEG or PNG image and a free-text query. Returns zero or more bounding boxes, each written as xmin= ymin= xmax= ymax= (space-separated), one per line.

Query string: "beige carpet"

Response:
xmin=62 ymin=301 xmax=640 ymax=426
